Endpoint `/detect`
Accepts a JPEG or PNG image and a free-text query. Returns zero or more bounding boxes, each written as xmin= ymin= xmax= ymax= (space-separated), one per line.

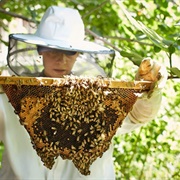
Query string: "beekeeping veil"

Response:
xmin=7 ymin=6 xmax=115 ymax=77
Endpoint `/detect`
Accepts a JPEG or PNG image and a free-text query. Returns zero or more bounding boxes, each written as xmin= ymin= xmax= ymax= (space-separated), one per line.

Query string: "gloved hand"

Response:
xmin=135 ymin=57 xmax=167 ymax=98
xmin=128 ymin=57 xmax=168 ymax=124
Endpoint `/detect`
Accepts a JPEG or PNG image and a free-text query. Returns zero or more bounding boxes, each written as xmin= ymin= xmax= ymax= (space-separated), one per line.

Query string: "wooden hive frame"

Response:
xmin=0 ymin=75 xmax=152 ymax=175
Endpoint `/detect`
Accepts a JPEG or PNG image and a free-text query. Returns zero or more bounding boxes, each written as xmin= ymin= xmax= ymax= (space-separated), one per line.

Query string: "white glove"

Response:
xmin=128 ymin=57 xmax=168 ymax=124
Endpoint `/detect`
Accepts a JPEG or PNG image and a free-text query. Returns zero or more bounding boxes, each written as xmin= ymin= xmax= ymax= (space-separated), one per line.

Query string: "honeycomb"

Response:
xmin=1 ymin=76 xmax=150 ymax=175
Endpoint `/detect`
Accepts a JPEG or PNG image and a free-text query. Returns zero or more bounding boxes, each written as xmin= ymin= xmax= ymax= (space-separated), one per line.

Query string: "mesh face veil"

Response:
xmin=7 ymin=35 xmax=115 ymax=77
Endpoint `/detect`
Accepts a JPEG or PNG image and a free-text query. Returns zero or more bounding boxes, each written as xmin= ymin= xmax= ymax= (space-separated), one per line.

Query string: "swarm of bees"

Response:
xmin=2 ymin=76 xmax=143 ymax=175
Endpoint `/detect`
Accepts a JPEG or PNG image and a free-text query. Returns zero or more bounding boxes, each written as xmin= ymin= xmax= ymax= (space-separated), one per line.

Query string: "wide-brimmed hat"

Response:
xmin=10 ymin=6 xmax=114 ymax=54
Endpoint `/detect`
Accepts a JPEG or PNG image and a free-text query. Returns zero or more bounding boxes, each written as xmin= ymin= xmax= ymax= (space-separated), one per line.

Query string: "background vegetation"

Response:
xmin=0 ymin=0 xmax=180 ymax=179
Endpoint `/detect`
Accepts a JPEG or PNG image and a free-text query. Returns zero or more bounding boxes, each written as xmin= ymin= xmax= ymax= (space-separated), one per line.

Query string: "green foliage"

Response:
xmin=0 ymin=0 xmax=180 ymax=179
xmin=113 ymin=118 xmax=180 ymax=180
xmin=107 ymin=0 xmax=180 ymax=75
xmin=0 ymin=142 xmax=4 ymax=169
xmin=170 ymin=67 xmax=180 ymax=78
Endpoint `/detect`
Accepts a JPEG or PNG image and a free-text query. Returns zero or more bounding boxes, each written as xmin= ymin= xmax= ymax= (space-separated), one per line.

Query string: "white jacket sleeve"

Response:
xmin=116 ymin=89 xmax=162 ymax=135
xmin=128 ymin=89 xmax=162 ymax=124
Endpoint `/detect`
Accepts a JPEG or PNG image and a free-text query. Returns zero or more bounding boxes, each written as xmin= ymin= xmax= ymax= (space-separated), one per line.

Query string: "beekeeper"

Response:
xmin=0 ymin=5 xmax=167 ymax=180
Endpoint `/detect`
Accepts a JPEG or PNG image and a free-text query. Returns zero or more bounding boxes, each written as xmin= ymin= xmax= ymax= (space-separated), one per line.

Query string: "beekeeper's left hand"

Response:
xmin=135 ymin=57 xmax=167 ymax=98
xmin=128 ymin=57 xmax=168 ymax=124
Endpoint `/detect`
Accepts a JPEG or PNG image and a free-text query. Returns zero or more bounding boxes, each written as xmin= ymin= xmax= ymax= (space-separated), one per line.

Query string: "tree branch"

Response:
xmin=0 ymin=7 xmax=36 ymax=23
xmin=105 ymin=36 xmax=153 ymax=46
xmin=85 ymin=28 xmax=121 ymax=52
xmin=0 ymin=0 xmax=8 ymax=8
xmin=82 ymin=0 xmax=109 ymax=19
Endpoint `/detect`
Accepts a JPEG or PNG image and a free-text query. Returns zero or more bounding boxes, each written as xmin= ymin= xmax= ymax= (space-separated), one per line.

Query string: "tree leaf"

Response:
xmin=120 ymin=50 xmax=143 ymax=66
xmin=168 ymin=44 xmax=176 ymax=54
xmin=154 ymin=45 xmax=161 ymax=53
xmin=170 ymin=67 xmax=180 ymax=77
xmin=116 ymin=1 xmax=173 ymax=51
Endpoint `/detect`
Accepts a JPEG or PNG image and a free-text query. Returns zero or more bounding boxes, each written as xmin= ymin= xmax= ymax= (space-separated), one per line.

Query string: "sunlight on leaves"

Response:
xmin=116 ymin=0 xmax=173 ymax=51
